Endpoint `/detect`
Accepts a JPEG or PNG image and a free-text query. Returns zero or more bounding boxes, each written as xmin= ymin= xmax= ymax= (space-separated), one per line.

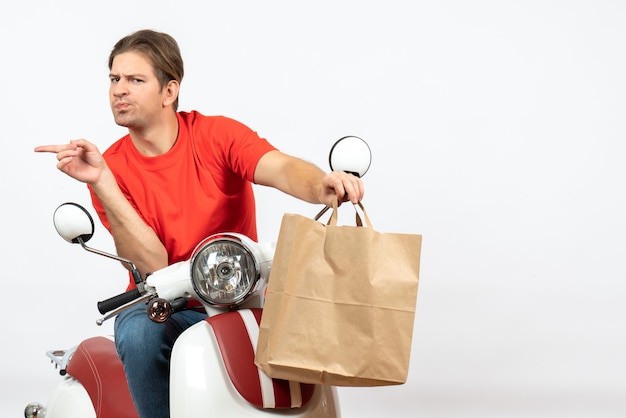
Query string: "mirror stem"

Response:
xmin=77 ymin=237 xmax=145 ymax=289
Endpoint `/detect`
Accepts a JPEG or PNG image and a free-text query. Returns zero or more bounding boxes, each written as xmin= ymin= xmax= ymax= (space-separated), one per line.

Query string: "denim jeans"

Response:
xmin=114 ymin=302 xmax=208 ymax=418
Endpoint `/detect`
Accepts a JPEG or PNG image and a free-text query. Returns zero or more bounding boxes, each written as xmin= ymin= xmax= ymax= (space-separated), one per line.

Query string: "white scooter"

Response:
xmin=25 ymin=136 xmax=372 ymax=418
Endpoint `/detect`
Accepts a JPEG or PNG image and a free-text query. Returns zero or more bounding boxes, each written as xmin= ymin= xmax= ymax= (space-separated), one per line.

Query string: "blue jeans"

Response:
xmin=114 ymin=302 xmax=208 ymax=418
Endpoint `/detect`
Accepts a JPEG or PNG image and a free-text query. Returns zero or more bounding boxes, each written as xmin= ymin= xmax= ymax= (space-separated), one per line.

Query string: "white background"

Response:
xmin=2 ymin=1 xmax=625 ymax=417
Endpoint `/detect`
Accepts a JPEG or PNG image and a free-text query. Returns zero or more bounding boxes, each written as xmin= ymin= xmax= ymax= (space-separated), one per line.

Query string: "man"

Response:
xmin=35 ymin=29 xmax=364 ymax=418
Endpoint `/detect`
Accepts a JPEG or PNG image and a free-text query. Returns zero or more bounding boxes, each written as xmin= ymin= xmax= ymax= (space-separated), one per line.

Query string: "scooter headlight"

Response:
xmin=190 ymin=233 xmax=260 ymax=307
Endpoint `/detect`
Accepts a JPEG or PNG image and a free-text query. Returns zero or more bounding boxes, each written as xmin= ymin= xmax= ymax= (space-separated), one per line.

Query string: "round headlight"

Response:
xmin=190 ymin=234 xmax=260 ymax=307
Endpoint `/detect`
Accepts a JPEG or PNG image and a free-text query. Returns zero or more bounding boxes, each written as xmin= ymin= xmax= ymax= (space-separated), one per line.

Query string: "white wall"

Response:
xmin=3 ymin=1 xmax=626 ymax=417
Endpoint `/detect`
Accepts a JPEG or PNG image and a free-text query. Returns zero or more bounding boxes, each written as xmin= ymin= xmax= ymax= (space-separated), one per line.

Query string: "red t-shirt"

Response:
xmin=89 ymin=111 xmax=276 ymax=289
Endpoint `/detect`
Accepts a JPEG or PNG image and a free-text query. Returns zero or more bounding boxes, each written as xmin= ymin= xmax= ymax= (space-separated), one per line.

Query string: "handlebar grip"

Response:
xmin=97 ymin=289 xmax=142 ymax=315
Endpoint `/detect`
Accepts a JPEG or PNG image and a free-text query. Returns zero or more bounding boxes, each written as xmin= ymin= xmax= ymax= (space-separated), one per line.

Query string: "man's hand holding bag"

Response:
xmin=255 ymin=199 xmax=422 ymax=387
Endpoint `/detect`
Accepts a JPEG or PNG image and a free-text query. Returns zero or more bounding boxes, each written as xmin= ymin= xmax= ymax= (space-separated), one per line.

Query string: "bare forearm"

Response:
xmin=35 ymin=138 xmax=169 ymax=277
xmin=255 ymin=150 xmax=364 ymax=206
xmin=255 ymin=151 xmax=325 ymax=203
xmin=91 ymin=169 xmax=168 ymax=278
xmin=280 ymin=158 xmax=326 ymax=203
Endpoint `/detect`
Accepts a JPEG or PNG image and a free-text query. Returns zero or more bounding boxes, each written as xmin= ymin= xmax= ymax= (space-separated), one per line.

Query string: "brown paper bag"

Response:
xmin=255 ymin=200 xmax=422 ymax=386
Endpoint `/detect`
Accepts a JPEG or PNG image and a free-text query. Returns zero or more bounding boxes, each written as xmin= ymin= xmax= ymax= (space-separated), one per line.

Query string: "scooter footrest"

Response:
xmin=66 ymin=336 xmax=139 ymax=418
xmin=207 ymin=308 xmax=315 ymax=409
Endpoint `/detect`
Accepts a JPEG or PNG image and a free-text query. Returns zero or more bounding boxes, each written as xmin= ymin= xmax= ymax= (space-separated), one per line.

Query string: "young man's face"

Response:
xmin=109 ymin=51 xmax=168 ymax=129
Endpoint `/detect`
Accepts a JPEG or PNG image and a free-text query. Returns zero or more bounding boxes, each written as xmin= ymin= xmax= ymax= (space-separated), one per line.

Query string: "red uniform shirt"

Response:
xmin=89 ymin=111 xmax=276 ymax=289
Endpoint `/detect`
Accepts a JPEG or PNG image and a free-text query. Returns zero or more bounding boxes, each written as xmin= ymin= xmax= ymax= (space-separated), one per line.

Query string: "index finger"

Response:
xmin=34 ymin=144 xmax=69 ymax=153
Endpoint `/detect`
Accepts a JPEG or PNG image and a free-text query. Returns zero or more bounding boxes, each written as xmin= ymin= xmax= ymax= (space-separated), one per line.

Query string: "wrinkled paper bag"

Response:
xmin=255 ymin=200 xmax=421 ymax=386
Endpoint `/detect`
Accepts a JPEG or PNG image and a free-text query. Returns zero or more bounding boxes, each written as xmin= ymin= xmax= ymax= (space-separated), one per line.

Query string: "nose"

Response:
xmin=111 ymin=79 xmax=128 ymax=97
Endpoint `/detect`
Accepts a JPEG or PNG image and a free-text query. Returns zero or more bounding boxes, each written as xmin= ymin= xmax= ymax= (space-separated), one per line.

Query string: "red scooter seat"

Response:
xmin=207 ymin=308 xmax=315 ymax=409
xmin=66 ymin=336 xmax=139 ymax=418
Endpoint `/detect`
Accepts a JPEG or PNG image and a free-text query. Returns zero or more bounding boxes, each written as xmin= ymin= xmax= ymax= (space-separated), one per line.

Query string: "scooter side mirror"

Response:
xmin=53 ymin=202 xmax=95 ymax=244
xmin=52 ymin=202 xmax=143 ymax=310
xmin=328 ymin=135 xmax=372 ymax=178
xmin=313 ymin=136 xmax=372 ymax=221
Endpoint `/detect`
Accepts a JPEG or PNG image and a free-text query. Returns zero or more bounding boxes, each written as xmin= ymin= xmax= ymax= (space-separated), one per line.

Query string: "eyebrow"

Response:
xmin=108 ymin=72 xmax=147 ymax=79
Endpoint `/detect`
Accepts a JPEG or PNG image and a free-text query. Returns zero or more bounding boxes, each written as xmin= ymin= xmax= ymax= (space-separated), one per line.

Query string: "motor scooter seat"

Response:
xmin=66 ymin=336 xmax=139 ymax=418
xmin=207 ymin=308 xmax=315 ymax=409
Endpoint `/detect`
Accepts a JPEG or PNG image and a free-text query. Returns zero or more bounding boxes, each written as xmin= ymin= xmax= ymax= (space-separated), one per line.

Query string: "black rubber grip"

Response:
xmin=97 ymin=289 xmax=142 ymax=315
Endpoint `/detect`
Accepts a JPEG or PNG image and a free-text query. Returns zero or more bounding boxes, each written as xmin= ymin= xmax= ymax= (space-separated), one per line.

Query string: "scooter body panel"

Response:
xmin=44 ymin=375 xmax=96 ymax=418
xmin=170 ymin=320 xmax=340 ymax=417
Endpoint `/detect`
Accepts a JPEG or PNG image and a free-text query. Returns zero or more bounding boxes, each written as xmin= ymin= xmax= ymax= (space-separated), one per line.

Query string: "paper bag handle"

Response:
xmin=314 ymin=197 xmax=373 ymax=228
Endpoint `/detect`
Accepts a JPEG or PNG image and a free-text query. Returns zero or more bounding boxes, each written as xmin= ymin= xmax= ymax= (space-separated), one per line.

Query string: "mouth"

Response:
xmin=113 ymin=101 xmax=130 ymax=111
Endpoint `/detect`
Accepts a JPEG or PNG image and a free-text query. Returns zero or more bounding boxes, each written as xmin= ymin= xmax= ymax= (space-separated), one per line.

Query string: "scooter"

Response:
xmin=25 ymin=136 xmax=372 ymax=418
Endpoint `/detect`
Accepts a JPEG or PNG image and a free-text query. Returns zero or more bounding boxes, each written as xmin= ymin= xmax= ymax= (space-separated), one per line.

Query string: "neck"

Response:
xmin=129 ymin=112 xmax=179 ymax=156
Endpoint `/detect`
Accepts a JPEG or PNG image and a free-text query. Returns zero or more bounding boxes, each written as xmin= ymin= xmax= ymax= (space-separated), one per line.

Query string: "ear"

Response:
xmin=162 ymin=79 xmax=180 ymax=108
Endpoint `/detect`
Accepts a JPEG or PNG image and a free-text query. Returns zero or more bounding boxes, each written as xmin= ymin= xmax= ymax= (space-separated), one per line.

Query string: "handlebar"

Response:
xmin=97 ymin=289 xmax=142 ymax=315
